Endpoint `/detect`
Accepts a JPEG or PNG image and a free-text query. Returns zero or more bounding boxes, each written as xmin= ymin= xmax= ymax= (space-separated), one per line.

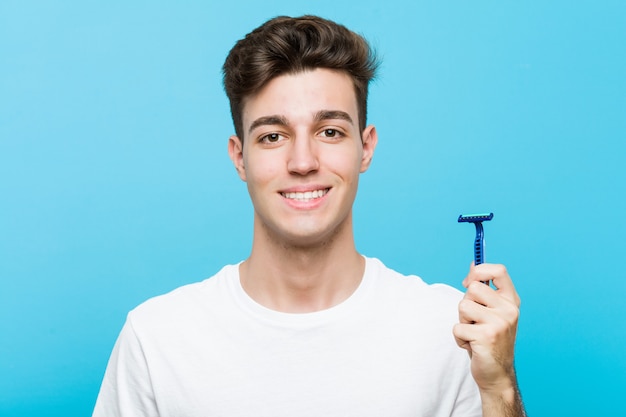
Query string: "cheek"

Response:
xmin=245 ymin=157 xmax=282 ymax=185
xmin=325 ymin=148 xmax=363 ymax=176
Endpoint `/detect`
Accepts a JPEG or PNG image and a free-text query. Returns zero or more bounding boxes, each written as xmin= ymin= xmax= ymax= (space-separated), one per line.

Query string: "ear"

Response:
xmin=360 ymin=125 xmax=378 ymax=173
xmin=228 ymin=135 xmax=247 ymax=181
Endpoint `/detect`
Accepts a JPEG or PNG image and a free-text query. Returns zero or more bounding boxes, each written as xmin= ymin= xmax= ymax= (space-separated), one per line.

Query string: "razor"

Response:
xmin=458 ymin=213 xmax=494 ymax=267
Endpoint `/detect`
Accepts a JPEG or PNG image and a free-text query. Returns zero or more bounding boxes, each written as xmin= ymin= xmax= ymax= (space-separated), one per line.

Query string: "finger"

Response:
xmin=465 ymin=263 xmax=520 ymax=307
xmin=455 ymin=316 xmax=516 ymax=356
xmin=453 ymin=322 xmax=482 ymax=350
xmin=452 ymin=323 xmax=471 ymax=351
xmin=458 ymin=296 xmax=491 ymax=324
xmin=462 ymin=262 xmax=495 ymax=287
xmin=464 ymin=280 xmax=508 ymax=313
xmin=463 ymin=282 xmax=521 ymax=328
xmin=461 ymin=261 xmax=476 ymax=288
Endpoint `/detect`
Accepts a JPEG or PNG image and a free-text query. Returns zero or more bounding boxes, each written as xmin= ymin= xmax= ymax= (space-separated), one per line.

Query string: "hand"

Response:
xmin=453 ymin=263 xmax=521 ymax=394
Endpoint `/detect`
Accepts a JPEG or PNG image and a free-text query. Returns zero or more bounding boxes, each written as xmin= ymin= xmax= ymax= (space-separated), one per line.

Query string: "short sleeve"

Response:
xmin=92 ymin=317 xmax=159 ymax=417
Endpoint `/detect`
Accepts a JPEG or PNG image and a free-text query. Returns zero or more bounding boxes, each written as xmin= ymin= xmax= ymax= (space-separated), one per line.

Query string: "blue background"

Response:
xmin=1 ymin=1 xmax=625 ymax=416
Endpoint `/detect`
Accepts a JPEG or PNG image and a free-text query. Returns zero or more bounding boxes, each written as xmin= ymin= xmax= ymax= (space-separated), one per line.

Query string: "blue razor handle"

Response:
xmin=458 ymin=213 xmax=494 ymax=266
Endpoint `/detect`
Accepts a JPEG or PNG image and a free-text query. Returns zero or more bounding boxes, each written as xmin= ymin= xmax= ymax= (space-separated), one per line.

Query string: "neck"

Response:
xmin=240 ymin=215 xmax=364 ymax=313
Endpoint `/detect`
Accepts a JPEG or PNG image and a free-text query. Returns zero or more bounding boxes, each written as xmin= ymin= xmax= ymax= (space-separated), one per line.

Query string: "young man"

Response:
xmin=93 ymin=15 xmax=525 ymax=417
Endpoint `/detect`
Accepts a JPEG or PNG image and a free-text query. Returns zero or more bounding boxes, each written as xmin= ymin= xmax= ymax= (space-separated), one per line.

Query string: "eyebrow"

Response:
xmin=314 ymin=110 xmax=354 ymax=125
xmin=247 ymin=110 xmax=354 ymax=136
xmin=248 ymin=115 xmax=289 ymax=135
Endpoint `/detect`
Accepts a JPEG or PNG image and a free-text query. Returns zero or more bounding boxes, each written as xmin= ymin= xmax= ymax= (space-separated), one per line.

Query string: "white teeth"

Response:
xmin=281 ymin=189 xmax=328 ymax=202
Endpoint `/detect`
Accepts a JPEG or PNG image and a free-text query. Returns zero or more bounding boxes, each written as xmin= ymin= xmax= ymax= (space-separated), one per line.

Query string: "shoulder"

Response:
xmin=366 ymin=256 xmax=463 ymax=303
xmin=126 ymin=263 xmax=239 ymax=330
xmin=363 ymin=256 xmax=463 ymax=325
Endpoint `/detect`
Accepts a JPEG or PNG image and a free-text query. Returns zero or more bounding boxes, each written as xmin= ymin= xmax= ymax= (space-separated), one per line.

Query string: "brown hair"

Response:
xmin=222 ymin=15 xmax=379 ymax=141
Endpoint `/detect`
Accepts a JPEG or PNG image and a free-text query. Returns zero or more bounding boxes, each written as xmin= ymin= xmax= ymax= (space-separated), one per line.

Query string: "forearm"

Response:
xmin=479 ymin=378 xmax=526 ymax=417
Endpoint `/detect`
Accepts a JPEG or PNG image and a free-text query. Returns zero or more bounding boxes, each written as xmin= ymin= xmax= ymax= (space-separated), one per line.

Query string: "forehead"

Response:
xmin=242 ymin=69 xmax=359 ymax=132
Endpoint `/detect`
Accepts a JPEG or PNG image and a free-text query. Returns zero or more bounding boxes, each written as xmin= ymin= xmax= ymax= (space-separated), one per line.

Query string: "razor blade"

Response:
xmin=458 ymin=212 xmax=493 ymax=266
xmin=458 ymin=213 xmax=494 ymax=223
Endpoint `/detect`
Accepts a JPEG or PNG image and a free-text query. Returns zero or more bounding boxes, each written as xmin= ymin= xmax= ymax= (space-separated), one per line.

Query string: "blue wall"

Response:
xmin=1 ymin=1 xmax=624 ymax=416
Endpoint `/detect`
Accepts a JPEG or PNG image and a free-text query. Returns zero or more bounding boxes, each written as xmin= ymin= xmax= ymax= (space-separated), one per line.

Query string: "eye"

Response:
xmin=260 ymin=133 xmax=283 ymax=144
xmin=320 ymin=128 xmax=342 ymax=138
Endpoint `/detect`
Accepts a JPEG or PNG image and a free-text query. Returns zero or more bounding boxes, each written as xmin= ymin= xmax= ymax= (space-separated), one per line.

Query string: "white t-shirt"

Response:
xmin=93 ymin=257 xmax=481 ymax=417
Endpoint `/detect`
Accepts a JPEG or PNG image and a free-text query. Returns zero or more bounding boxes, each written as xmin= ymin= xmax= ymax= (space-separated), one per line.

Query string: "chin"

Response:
xmin=281 ymin=223 xmax=348 ymax=250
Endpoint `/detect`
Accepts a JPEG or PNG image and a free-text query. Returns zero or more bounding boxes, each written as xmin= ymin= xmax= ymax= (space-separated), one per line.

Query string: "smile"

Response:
xmin=280 ymin=188 xmax=329 ymax=202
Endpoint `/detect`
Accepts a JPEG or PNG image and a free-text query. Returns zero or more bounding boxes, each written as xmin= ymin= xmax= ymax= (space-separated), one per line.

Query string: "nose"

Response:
xmin=287 ymin=136 xmax=319 ymax=175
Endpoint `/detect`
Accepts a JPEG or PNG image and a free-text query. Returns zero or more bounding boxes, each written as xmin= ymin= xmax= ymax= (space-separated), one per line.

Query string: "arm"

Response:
xmin=452 ymin=263 xmax=526 ymax=417
xmin=93 ymin=319 xmax=159 ymax=417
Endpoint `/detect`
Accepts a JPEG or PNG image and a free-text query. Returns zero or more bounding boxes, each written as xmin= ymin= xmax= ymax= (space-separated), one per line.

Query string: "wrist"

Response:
xmin=479 ymin=382 xmax=517 ymax=406
xmin=479 ymin=379 xmax=526 ymax=417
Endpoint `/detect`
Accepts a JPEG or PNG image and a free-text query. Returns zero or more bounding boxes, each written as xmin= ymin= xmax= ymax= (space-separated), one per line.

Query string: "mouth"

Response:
xmin=280 ymin=188 xmax=330 ymax=202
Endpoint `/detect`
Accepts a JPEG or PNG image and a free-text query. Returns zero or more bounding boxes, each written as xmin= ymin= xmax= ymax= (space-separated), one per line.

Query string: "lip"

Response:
xmin=278 ymin=186 xmax=331 ymax=208
xmin=278 ymin=184 xmax=331 ymax=193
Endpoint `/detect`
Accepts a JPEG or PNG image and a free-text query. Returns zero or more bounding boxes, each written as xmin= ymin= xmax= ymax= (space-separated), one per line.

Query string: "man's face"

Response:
xmin=228 ymin=68 xmax=377 ymax=248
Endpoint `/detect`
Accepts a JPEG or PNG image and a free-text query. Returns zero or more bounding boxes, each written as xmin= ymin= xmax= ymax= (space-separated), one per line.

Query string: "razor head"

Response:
xmin=458 ymin=213 xmax=494 ymax=223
